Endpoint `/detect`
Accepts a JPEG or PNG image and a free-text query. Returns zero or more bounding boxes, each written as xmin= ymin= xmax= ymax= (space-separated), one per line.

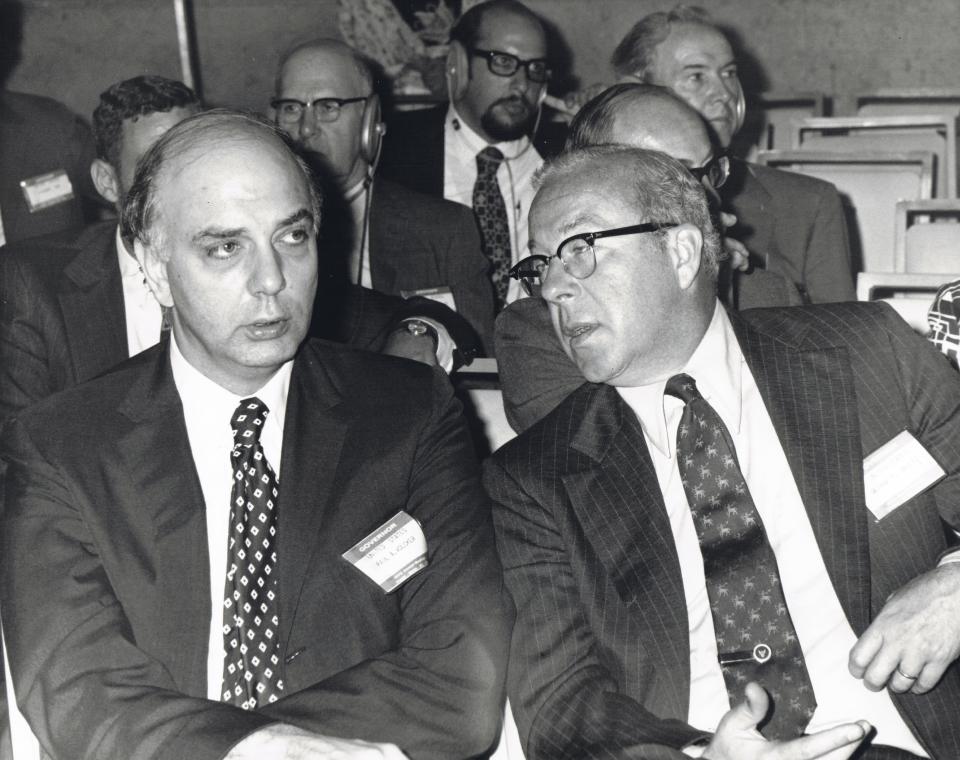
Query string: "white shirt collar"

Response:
xmin=446 ymin=104 xmax=532 ymax=160
xmin=617 ymin=301 xmax=744 ymax=459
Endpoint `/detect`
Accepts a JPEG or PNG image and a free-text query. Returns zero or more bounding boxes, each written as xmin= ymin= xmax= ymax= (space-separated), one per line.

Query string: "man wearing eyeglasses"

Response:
xmin=271 ymin=39 xmax=495 ymax=364
xmin=379 ymin=0 xmax=563 ymax=308
xmin=495 ymin=84 xmax=802 ymax=433
xmin=484 ymin=144 xmax=960 ymax=760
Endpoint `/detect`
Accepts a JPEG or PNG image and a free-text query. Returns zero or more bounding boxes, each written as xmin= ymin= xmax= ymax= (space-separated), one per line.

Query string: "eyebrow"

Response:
xmin=191 ymin=209 xmax=314 ymax=243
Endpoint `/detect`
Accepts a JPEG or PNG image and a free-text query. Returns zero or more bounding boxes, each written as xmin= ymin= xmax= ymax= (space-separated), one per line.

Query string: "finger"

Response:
xmin=848 ymin=627 xmax=883 ymax=678
xmin=778 ymin=721 xmax=869 ymax=760
xmin=720 ymin=211 xmax=738 ymax=229
xmin=861 ymin=647 xmax=902 ymax=691
xmin=888 ymin=665 xmax=919 ymax=694
xmin=723 ymin=681 xmax=769 ymax=732
xmin=912 ymin=659 xmax=947 ymax=694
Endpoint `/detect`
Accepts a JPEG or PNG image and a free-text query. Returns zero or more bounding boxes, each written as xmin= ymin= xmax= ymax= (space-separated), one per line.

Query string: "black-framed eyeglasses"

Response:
xmin=688 ymin=153 xmax=730 ymax=190
xmin=470 ymin=48 xmax=551 ymax=83
xmin=508 ymin=222 xmax=678 ymax=296
xmin=271 ymin=96 xmax=368 ymax=124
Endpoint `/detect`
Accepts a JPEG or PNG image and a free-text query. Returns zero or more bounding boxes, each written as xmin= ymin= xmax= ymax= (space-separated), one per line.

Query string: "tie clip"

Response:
xmin=718 ymin=643 xmax=772 ymax=666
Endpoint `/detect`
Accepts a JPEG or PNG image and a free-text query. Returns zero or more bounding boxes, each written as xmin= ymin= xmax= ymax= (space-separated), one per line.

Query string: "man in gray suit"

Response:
xmin=485 ymin=145 xmax=960 ymax=759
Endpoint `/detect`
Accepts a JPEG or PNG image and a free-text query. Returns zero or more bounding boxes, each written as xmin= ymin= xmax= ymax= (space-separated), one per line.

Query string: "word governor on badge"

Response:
xmin=342 ymin=511 xmax=428 ymax=593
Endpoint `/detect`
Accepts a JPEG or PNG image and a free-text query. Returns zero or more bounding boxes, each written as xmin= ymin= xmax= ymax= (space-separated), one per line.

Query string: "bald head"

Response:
xmin=275 ymin=39 xmax=372 ymax=98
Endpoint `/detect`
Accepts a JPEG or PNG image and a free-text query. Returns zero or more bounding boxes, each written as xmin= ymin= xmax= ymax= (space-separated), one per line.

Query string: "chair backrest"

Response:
xmin=855 ymin=271 xmax=955 ymax=334
xmin=757 ymin=149 xmax=934 ymax=273
xmin=752 ymin=92 xmax=828 ymax=150
xmin=856 ymin=88 xmax=960 ymax=119
xmin=894 ymin=199 xmax=960 ymax=274
xmin=791 ymin=115 xmax=957 ymax=197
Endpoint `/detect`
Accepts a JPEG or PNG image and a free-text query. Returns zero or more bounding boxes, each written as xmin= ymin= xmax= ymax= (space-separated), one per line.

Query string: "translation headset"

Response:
xmin=359 ymin=92 xmax=387 ymax=170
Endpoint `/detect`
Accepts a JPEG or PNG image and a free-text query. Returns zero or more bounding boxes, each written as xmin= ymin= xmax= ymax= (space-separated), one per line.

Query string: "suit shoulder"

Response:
xmin=740 ymin=301 xmax=912 ymax=350
xmin=747 ymin=160 xmax=840 ymax=201
xmin=376 ymin=178 xmax=472 ymax=220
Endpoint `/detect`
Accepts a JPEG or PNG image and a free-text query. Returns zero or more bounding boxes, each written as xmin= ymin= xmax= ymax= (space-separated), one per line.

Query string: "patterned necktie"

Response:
xmin=473 ymin=146 xmax=512 ymax=308
xmin=221 ymin=397 xmax=284 ymax=709
xmin=665 ymin=373 xmax=816 ymax=740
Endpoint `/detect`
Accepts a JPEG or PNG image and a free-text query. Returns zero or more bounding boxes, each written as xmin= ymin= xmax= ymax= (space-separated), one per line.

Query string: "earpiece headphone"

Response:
xmin=733 ymin=86 xmax=747 ymax=136
xmin=359 ymin=93 xmax=386 ymax=168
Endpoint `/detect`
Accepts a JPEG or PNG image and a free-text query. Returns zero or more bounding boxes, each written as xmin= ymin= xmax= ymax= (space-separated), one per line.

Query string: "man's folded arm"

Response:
xmin=483 ymin=456 xmax=705 ymax=760
xmin=0 ymin=415 xmax=275 ymax=760
xmin=261 ymin=371 xmax=513 ymax=759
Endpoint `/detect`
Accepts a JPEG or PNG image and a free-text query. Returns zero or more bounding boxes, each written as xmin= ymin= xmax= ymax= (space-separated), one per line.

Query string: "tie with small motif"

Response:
xmin=221 ymin=397 xmax=283 ymax=709
xmin=473 ymin=146 xmax=512 ymax=308
xmin=666 ymin=373 xmax=816 ymax=740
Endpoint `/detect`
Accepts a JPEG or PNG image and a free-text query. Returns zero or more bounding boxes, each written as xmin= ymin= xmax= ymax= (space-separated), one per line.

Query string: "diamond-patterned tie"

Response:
xmin=221 ymin=397 xmax=284 ymax=710
xmin=666 ymin=373 xmax=816 ymax=740
xmin=473 ymin=146 xmax=512 ymax=308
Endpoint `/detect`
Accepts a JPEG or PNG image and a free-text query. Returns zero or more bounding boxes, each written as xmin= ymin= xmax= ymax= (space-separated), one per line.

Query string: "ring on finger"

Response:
xmin=896 ymin=666 xmax=918 ymax=681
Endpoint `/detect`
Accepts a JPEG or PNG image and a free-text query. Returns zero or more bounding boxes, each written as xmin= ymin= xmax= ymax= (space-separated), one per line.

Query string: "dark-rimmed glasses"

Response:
xmin=471 ymin=48 xmax=551 ymax=83
xmin=271 ymin=96 xmax=368 ymax=124
xmin=508 ymin=222 xmax=678 ymax=296
xmin=688 ymin=153 xmax=730 ymax=190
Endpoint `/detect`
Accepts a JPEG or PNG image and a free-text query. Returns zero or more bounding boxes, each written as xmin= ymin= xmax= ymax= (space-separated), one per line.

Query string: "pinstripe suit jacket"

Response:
xmin=484 ymin=301 xmax=960 ymax=759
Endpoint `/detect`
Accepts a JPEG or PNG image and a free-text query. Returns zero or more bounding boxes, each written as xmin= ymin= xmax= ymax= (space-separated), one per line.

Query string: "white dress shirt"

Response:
xmin=116 ymin=226 xmax=163 ymax=356
xmin=617 ymin=302 xmax=927 ymax=756
xmin=442 ymin=105 xmax=542 ymax=305
xmin=169 ymin=334 xmax=292 ymax=701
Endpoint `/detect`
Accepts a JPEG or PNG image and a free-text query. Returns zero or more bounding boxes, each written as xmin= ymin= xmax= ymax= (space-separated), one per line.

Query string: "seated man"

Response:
xmin=485 ymin=145 xmax=960 ymax=759
xmin=1 ymin=110 xmax=511 ymax=760
xmin=272 ymin=39 xmax=496 ymax=357
xmin=496 ymin=83 xmax=802 ymax=433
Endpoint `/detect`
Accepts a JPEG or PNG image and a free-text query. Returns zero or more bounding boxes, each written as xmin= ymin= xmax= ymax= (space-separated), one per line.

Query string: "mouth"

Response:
xmin=495 ymin=96 xmax=532 ymax=115
xmin=562 ymin=321 xmax=598 ymax=347
xmin=245 ymin=318 xmax=290 ymax=340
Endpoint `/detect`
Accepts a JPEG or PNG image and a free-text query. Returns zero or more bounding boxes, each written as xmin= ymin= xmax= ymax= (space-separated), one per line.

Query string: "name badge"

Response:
xmin=342 ymin=511 xmax=428 ymax=593
xmin=863 ymin=430 xmax=945 ymax=520
xmin=400 ymin=286 xmax=457 ymax=312
xmin=20 ymin=170 xmax=74 ymax=212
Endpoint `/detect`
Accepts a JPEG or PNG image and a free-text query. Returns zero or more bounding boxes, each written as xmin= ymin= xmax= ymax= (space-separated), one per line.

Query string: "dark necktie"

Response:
xmin=221 ymin=397 xmax=284 ymax=709
xmin=473 ymin=146 xmax=512 ymax=308
xmin=665 ymin=373 xmax=816 ymax=740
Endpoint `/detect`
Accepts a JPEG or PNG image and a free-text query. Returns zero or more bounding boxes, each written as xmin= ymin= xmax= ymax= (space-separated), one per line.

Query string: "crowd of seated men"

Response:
xmin=2 ymin=2 xmax=960 ymax=760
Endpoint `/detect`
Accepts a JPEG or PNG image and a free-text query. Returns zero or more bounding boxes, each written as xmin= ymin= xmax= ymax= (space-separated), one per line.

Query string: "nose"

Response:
xmin=540 ymin=257 xmax=579 ymax=304
xmin=298 ymin=106 xmax=319 ymax=139
xmin=705 ymin=73 xmax=733 ymax=104
xmin=251 ymin=245 xmax=287 ymax=297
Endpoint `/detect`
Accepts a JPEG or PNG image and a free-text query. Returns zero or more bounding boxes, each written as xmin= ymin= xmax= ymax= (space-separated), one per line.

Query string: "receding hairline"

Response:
xmin=275 ymin=38 xmax=373 ymax=95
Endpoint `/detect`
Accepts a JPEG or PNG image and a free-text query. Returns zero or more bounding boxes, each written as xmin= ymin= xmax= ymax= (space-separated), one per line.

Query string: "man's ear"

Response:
xmin=90 ymin=159 xmax=120 ymax=206
xmin=445 ymin=43 xmax=469 ymax=102
xmin=134 ymin=237 xmax=174 ymax=308
xmin=667 ymin=223 xmax=704 ymax=291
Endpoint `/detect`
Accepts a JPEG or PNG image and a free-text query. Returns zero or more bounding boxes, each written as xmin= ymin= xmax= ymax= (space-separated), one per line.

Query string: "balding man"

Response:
xmin=1 ymin=110 xmax=511 ymax=760
xmin=496 ymin=83 xmax=802 ymax=433
xmin=611 ymin=5 xmax=854 ymax=304
xmin=272 ymin=39 xmax=496 ymax=357
xmin=485 ymin=145 xmax=960 ymax=759
xmin=379 ymin=0 xmax=563 ymax=307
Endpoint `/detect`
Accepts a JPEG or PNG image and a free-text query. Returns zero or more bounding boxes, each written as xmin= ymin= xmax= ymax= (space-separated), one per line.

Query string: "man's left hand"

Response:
xmin=849 ymin=562 xmax=960 ymax=694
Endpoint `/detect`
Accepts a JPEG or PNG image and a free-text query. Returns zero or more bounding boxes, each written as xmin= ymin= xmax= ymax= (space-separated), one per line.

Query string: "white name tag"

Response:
xmin=20 ymin=170 xmax=74 ymax=212
xmin=400 ymin=286 xmax=457 ymax=312
xmin=342 ymin=511 xmax=428 ymax=593
xmin=863 ymin=430 xmax=945 ymax=520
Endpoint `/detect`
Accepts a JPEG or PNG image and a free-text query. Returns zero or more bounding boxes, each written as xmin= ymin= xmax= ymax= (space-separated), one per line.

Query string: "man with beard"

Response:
xmin=379 ymin=0 xmax=559 ymax=307
xmin=272 ymin=39 xmax=496 ymax=358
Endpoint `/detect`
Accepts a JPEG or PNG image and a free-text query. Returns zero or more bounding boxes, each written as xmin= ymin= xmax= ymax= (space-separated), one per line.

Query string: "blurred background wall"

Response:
xmin=4 ymin=0 xmax=959 ymax=122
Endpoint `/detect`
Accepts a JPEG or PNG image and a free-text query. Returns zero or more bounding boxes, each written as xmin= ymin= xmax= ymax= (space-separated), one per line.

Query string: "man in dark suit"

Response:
xmin=484 ymin=145 xmax=960 ymax=759
xmin=272 ymin=39 xmax=496 ymax=356
xmin=378 ymin=0 xmax=565 ymax=306
xmin=2 ymin=110 xmax=511 ymax=760
xmin=610 ymin=5 xmax=854 ymax=304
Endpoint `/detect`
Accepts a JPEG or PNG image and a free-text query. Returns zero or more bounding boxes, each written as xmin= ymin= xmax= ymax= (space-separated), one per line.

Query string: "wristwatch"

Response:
xmin=401 ymin=318 xmax=439 ymax=354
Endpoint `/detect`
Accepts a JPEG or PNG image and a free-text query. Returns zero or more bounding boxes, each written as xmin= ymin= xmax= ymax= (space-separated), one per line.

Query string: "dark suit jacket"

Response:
xmin=494 ymin=272 xmax=803 ymax=434
xmin=368 ymin=179 xmax=496 ymax=353
xmin=377 ymin=105 xmax=565 ymax=199
xmin=1 ymin=339 xmax=512 ymax=760
xmin=0 ymin=91 xmax=96 ymax=246
xmin=484 ymin=302 xmax=960 ymax=760
xmin=725 ymin=159 xmax=855 ymax=304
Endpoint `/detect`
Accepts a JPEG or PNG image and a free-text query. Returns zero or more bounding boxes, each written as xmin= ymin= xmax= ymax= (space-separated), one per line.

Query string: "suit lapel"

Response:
xmin=726 ymin=160 xmax=777 ymax=267
xmin=732 ymin=314 xmax=872 ymax=634
xmin=275 ymin=347 xmax=350 ymax=648
xmin=115 ymin=345 xmax=211 ymax=696
xmin=564 ymin=384 xmax=691 ymax=717
xmin=367 ymin=182 xmax=402 ymax=294
xmin=59 ymin=223 xmax=128 ymax=382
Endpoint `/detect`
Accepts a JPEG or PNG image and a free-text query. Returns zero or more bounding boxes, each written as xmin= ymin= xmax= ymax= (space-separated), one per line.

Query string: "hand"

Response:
xmin=703 ymin=682 xmax=869 ymax=760
xmin=718 ymin=213 xmax=749 ymax=271
xmin=382 ymin=328 xmax=439 ymax=367
xmin=226 ymin=724 xmax=408 ymax=759
xmin=849 ymin=562 xmax=960 ymax=694
xmin=561 ymin=82 xmax=609 ymax=116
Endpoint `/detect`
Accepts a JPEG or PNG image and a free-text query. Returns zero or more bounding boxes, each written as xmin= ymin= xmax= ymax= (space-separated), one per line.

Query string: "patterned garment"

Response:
xmin=473 ymin=146 xmax=512 ymax=308
xmin=666 ymin=373 xmax=816 ymax=740
xmin=928 ymin=279 xmax=960 ymax=369
xmin=221 ymin=397 xmax=284 ymax=709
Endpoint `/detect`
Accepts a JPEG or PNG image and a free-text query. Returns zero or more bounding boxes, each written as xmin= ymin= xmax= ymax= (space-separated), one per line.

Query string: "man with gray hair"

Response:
xmin=486 ymin=144 xmax=960 ymax=758
xmin=609 ymin=5 xmax=854 ymax=305
xmin=1 ymin=109 xmax=511 ymax=760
